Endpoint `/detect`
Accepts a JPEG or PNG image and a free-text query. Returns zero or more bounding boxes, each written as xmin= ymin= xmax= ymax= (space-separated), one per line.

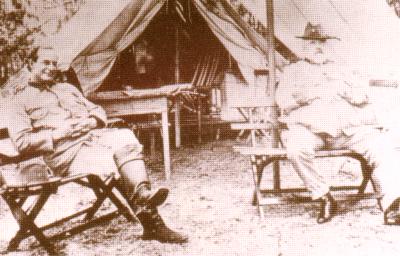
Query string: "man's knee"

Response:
xmin=281 ymin=127 xmax=318 ymax=161
xmin=109 ymin=128 xmax=144 ymax=167
xmin=113 ymin=143 xmax=144 ymax=168
xmin=361 ymin=134 xmax=398 ymax=169
xmin=286 ymin=145 xmax=316 ymax=162
xmin=365 ymin=147 xmax=397 ymax=171
xmin=114 ymin=128 xmax=139 ymax=142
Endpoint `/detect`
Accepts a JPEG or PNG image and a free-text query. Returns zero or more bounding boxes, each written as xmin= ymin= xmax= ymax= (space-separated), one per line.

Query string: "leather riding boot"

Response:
xmin=384 ymin=198 xmax=400 ymax=225
xmin=136 ymin=207 xmax=188 ymax=243
xmin=132 ymin=182 xmax=169 ymax=207
xmin=317 ymin=192 xmax=337 ymax=224
xmin=117 ymin=160 xmax=168 ymax=207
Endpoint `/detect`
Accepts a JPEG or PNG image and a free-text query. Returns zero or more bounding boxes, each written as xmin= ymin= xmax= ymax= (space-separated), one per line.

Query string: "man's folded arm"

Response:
xmin=7 ymin=101 xmax=54 ymax=154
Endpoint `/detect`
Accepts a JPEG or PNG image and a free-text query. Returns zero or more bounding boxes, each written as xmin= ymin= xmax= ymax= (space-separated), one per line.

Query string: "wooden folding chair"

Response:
xmin=231 ymin=105 xmax=382 ymax=218
xmin=0 ymin=134 xmax=135 ymax=254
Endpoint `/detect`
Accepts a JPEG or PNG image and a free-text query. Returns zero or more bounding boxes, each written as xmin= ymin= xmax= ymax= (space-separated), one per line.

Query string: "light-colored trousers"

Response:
xmin=68 ymin=128 xmax=143 ymax=178
xmin=282 ymin=124 xmax=400 ymax=211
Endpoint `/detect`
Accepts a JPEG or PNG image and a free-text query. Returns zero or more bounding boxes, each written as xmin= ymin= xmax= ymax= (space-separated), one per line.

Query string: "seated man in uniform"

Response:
xmin=6 ymin=47 xmax=188 ymax=243
xmin=276 ymin=23 xmax=400 ymax=224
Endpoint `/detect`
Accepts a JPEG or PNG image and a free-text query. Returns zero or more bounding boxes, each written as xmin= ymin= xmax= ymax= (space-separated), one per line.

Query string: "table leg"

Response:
xmin=197 ymin=98 xmax=202 ymax=144
xmin=174 ymin=98 xmax=181 ymax=148
xmin=161 ymin=111 xmax=171 ymax=180
xmin=150 ymin=131 xmax=156 ymax=160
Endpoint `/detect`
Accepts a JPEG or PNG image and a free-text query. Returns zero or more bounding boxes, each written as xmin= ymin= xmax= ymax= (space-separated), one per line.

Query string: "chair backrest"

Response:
xmin=191 ymin=53 xmax=221 ymax=91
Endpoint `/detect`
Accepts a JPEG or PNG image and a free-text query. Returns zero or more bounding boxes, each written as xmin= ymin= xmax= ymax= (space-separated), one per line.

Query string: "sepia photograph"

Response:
xmin=1 ymin=0 xmax=400 ymax=255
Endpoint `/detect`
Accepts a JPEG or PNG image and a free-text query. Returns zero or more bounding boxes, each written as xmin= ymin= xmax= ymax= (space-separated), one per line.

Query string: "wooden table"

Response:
xmin=89 ymin=91 xmax=171 ymax=180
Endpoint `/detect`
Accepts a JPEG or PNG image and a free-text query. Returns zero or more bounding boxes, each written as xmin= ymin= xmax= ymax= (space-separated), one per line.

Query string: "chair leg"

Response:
xmin=250 ymin=156 xmax=264 ymax=218
xmin=15 ymin=196 xmax=28 ymax=208
xmin=83 ymin=185 xmax=107 ymax=221
xmin=358 ymin=160 xmax=372 ymax=194
xmin=103 ymin=179 xmax=136 ymax=223
xmin=88 ymin=176 xmax=135 ymax=223
xmin=252 ymin=161 xmax=265 ymax=206
xmin=11 ymin=195 xmax=48 ymax=234
xmin=370 ymin=172 xmax=383 ymax=211
xmin=4 ymin=194 xmax=55 ymax=254
xmin=356 ymin=159 xmax=383 ymax=209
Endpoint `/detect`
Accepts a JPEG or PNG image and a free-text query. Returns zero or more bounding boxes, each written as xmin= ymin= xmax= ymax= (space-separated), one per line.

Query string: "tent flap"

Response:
xmin=50 ymin=0 xmax=166 ymax=95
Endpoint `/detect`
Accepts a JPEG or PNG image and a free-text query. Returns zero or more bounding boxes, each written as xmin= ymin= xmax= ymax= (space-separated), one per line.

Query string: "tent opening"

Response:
xmin=98 ymin=2 xmax=237 ymax=92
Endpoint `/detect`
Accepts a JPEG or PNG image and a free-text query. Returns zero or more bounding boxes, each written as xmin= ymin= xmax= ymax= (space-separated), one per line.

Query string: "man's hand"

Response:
xmin=52 ymin=117 xmax=98 ymax=143
xmin=338 ymin=86 xmax=369 ymax=106
xmin=293 ymin=90 xmax=319 ymax=106
xmin=72 ymin=117 xmax=97 ymax=133
xmin=52 ymin=123 xmax=76 ymax=143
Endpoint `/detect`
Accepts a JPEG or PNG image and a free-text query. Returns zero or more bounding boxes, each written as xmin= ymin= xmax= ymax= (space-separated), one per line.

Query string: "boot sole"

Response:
xmin=148 ymin=188 xmax=169 ymax=207
xmin=142 ymin=231 xmax=188 ymax=243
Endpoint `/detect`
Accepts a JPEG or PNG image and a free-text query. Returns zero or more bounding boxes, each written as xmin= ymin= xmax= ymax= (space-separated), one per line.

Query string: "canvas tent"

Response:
xmin=49 ymin=0 xmax=290 ymax=96
xmin=49 ymin=0 xmax=400 ymax=95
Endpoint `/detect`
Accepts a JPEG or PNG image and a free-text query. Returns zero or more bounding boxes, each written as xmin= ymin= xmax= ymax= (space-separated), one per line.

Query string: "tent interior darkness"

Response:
xmin=98 ymin=2 xmax=235 ymax=92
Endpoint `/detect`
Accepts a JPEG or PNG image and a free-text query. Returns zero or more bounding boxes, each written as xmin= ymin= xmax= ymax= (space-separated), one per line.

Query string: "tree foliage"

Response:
xmin=0 ymin=0 xmax=84 ymax=86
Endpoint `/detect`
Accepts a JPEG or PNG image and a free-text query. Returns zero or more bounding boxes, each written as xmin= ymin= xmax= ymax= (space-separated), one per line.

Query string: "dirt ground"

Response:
xmin=1 ymin=136 xmax=400 ymax=256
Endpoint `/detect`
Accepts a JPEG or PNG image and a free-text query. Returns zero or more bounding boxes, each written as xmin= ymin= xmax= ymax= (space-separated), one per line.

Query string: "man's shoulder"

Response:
xmin=15 ymin=84 xmax=40 ymax=98
xmin=53 ymin=82 xmax=82 ymax=93
xmin=279 ymin=61 xmax=321 ymax=84
xmin=2 ymin=68 xmax=31 ymax=97
xmin=9 ymin=86 xmax=45 ymax=112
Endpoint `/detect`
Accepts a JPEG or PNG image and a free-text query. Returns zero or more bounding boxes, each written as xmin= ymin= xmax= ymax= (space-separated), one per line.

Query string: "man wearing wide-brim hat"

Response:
xmin=276 ymin=22 xmax=400 ymax=225
xmin=296 ymin=23 xmax=340 ymax=41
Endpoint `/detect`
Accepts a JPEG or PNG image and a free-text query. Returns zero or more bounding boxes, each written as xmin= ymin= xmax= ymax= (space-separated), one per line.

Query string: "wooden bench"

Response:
xmin=0 ymin=127 xmax=135 ymax=253
xmin=233 ymin=146 xmax=382 ymax=218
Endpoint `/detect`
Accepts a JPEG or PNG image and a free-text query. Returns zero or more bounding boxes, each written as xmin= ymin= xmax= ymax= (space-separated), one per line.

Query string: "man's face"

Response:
xmin=303 ymin=39 xmax=328 ymax=64
xmin=31 ymin=49 xmax=59 ymax=84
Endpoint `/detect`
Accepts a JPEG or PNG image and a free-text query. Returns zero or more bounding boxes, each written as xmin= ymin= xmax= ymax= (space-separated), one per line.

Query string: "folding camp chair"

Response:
xmin=178 ymin=52 xmax=222 ymax=143
xmin=0 ymin=128 xmax=135 ymax=254
xmin=231 ymin=105 xmax=382 ymax=218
